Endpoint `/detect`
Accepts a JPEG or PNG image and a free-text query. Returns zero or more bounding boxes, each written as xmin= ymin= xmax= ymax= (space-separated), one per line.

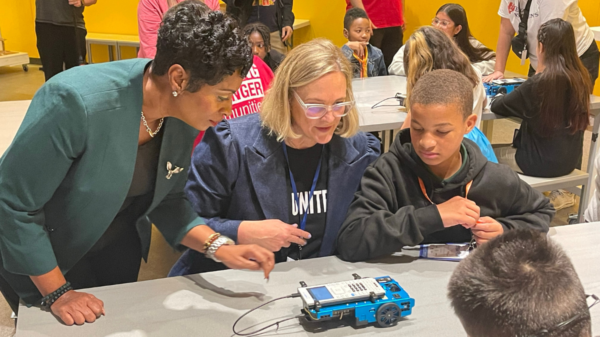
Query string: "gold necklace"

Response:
xmin=141 ymin=111 xmax=164 ymax=138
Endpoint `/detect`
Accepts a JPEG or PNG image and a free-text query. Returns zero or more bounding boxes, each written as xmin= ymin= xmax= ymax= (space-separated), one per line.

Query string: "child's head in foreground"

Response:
xmin=408 ymin=69 xmax=476 ymax=169
xmin=343 ymin=8 xmax=372 ymax=44
xmin=448 ymin=229 xmax=592 ymax=337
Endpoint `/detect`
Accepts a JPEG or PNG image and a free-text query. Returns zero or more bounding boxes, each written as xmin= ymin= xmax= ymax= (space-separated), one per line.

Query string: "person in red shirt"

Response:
xmin=346 ymin=0 xmax=405 ymax=68
xmin=193 ymin=55 xmax=274 ymax=148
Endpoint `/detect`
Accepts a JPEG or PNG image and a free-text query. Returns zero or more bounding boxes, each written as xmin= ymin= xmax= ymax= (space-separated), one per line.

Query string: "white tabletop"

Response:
xmin=16 ymin=222 xmax=600 ymax=337
xmin=0 ymin=100 xmax=29 ymax=157
xmin=352 ymin=76 xmax=407 ymax=133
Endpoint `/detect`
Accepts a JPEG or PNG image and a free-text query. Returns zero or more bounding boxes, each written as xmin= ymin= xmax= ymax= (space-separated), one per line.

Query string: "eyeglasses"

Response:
xmin=293 ymin=91 xmax=354 ymax=119
xmin=522 ymin=294 xmax=599 ymax=337
xmin=431 ymin=17 xmax=452 ymax=28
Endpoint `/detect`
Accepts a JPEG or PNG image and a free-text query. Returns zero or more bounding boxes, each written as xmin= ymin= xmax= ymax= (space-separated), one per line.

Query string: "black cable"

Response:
xmin=371 ymin=94 xmax=406 ymax=110
xmin=232 ymin=293 xmax=301 ymax=336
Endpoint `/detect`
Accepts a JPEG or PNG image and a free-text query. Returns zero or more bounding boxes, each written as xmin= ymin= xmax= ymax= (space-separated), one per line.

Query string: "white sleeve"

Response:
xmin=469 ymin=38 xmax=496 ymax=76
xmin=388 ymin=45 xmax=406 ymax=76
xmin=585 ymin=153 xmax=600 ymax=222
xmin=471 ymin=67 xmax=486 ymax=129
xmin=539 ymin=0 xmax=575 ymax=22
xmin=498 ymin=0 xmax=511 ymax=18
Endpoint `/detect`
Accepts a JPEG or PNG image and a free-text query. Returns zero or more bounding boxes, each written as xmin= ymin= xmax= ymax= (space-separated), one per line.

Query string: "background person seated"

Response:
xmin=336 ymin=70 xmax=553 ymax=262
xmin=400 ymin=27 xmax=487 ymax=129
xmin=491 ymin=19 xmax=592 ymax=211
xmin=448 ymin=229 xmax=594 ymax=337
xmin=388 ymin=3 xmax=495 ymax=76
xmin=170 ymin=38 xmax=380 ymax=276
xmin=341 ymin=8 xmax=387 ymax=78
xmin=244 ymin=22 xmax=286 ymax=72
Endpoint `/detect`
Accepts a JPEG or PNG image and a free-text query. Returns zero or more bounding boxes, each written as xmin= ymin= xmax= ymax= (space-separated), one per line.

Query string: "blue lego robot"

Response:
xmin=298 ymin=274 xmax=415 ymax=328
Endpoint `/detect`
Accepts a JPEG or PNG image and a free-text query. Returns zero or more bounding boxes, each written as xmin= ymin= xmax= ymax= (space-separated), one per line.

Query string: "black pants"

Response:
xmin=0 ymin=220 xmax=142 ymax=314
xmin=35 ymin=22 xmax=87 ymax=81
xmin=369 ymin=26 xmax=404 ymax=69
xmin=528 ymin=41 xmax=599 ymax=90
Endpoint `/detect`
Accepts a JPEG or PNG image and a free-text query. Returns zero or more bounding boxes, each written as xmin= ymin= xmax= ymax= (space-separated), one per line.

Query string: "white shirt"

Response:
xmin=498 ymin=0 xmax=595 ymax=69
xmin=472 ymin=67 xmax=486 ymax=129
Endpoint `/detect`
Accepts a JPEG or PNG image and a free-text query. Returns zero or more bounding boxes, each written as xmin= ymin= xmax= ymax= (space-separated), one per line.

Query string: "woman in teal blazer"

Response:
xmin=0 ymin=1 xmax=273 ymax=325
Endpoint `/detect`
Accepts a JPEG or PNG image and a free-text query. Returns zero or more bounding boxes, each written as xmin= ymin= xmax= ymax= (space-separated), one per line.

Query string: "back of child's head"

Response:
xmin=448 ymin=229 xmax=591 ymax=337
xmin=403 ymin=26 xmax=478 ymax=96
xmin=243 ymin=22 xmax=272 ymax=49
xmin=344 ymin=8 xmax=369 ymax=30
xmin=409 ymin=69 xmax=472 ymax=119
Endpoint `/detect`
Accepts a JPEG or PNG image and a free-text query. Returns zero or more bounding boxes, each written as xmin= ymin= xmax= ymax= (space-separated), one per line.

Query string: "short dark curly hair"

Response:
xmin=344 ymin=8 xmax=369 ymax=30
xmin=153 ymin=0 xmax=252 ymax=92
xmin=448 ymin=229 xmax=591 ymax=337
xmin=243 ymin=22 xmax=271 ymax=51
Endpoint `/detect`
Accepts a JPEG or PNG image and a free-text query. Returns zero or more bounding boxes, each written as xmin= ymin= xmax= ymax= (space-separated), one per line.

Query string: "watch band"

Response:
xmin=206 ymin=236 xmax=235 ymax=263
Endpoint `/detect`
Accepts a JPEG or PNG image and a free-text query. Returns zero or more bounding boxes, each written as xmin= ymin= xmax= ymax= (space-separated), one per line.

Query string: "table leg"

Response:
xmin=482 ymin=120 xmax=494 ymax=139
xmin=578 ymin=183 xmax=587 ymax=223
xmin=584 ymin=114 xmax=600 ymax=220
xmin=116 ymin=44 xmax=122 ymax=61
xmin=86 ymin=41 xmax=92 ymax=64
xmin=108 ymin=45 xmax=115 ymax=62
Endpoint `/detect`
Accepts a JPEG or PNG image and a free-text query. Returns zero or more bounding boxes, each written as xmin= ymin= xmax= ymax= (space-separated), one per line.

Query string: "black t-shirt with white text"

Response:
xmin=279 ymin=143 xmax=328 ymax=261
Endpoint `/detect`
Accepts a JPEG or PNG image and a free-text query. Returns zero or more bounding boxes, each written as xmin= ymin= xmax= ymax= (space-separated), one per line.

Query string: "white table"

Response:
xmin=15 ymin=222 xmax=600 ymax=336
xmin=0 ymin=100 xmax=30 ymax=156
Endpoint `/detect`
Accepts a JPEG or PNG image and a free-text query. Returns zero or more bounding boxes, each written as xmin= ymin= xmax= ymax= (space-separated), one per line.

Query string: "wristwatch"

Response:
xmin=206 ymin=236 xmax=235 ymax=263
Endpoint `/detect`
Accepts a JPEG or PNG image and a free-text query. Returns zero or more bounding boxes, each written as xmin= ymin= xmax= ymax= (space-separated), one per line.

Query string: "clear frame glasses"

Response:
xmin=293 ymin=91 xmax=354 ymax=120
xmin=431 ymin=17 xmax=452 ymax=28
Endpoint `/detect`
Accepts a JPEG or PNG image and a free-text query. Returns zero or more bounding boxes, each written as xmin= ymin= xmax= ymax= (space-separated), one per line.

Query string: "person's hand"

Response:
xmin=482 ymin=71 xmax=504 ymax=83
xmin=214 ymin=244 xmax=275 ymax=279
xmin=50 ymin=290 xmax=104 ymax=325
xmin=436 ymin=196 xmax=480 ymax=228
xmin=68 ymin=0 xmax=82 ymax=7
xmin=281 ymin=26 xmax=293 ymax=42
xmin=238 ymin=220 xmax=311 ymax=252
xmin=471 ymin=217 xmax=504 ymax=246
xmin=346 ymin=41 xmax=368 ymax=58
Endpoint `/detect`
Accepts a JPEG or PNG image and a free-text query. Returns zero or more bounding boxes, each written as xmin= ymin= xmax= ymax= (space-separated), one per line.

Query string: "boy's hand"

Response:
xmin=346 ymin=41 xmax=368 ymax=58
xmin=472 ymin=217 xmax=504 ymax=246
xmin=436 ymin=196 xmax=480 ymax=228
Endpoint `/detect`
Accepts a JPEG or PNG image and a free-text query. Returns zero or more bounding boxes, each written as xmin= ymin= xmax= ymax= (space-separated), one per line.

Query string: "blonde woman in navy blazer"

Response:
xmin=170 ymin=38 xmax=381 ymax=276
xmin=0 ymin=1 xmax=273 ymax=325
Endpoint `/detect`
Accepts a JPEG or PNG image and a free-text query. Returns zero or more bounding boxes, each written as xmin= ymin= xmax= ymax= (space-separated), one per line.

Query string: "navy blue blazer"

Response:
xmin=184 ymin=113 xmax=380 ymax=258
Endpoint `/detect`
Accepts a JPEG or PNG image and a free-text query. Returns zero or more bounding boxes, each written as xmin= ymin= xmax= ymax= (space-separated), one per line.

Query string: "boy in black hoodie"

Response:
xmin=337 ymin=69 xmax=554 ymax=262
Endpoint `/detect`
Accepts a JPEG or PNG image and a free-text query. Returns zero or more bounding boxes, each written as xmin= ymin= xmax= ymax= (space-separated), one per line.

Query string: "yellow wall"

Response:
xmin=1 ymin=0 xmax=599 ymax=93
xmin=0 ymin=0 xmax=37 ymax=57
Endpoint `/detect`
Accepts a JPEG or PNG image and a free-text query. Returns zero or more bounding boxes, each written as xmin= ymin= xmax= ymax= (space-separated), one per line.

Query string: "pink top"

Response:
xmin=137 ymin=0 xmax=221 ymax=59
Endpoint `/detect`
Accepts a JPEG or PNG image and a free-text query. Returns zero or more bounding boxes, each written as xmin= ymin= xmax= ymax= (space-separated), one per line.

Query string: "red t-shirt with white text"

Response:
xmin=193 ymin=55 xmax=274 ymax=149
xmin=345 ymin=0 xmax=404 ymax=29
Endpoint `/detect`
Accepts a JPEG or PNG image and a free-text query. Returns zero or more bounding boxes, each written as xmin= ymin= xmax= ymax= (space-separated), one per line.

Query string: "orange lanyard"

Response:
xmin=352 ymin=47 xmax=369 ymax=78
xmin=418 ymin=178 xmax=473 ymax=205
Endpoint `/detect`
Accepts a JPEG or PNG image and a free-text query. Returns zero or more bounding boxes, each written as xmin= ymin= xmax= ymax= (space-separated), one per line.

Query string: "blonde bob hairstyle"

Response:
xmin=260 ymin=38 xmax=359 ymax=142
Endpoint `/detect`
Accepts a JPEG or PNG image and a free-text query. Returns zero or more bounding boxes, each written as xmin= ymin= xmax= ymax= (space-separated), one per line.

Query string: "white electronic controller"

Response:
xmin=298 ymin=277 xmax=386 ymax=308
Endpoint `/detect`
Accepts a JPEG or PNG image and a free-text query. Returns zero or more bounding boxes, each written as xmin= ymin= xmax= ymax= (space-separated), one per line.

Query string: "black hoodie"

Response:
xmin=337 ymin=129 xmax=554 ymax=262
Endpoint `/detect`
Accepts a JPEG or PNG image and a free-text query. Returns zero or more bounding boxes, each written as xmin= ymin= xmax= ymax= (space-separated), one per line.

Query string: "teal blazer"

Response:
xmin=0 ymin=59 xmax=203 ymax=304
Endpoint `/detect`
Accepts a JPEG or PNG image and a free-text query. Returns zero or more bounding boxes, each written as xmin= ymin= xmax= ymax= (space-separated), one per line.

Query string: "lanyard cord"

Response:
xmin=282 ymin=142 xmax=324 ymax=231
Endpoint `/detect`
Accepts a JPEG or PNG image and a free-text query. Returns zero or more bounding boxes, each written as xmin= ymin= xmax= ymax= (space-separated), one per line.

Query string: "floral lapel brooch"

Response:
xmin=166 ymin=161 xmax=184 ymax=180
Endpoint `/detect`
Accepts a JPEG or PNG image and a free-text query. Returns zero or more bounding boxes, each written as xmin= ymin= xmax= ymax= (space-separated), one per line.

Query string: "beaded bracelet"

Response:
xmin=203 ymin=233 xmax=221 ymax=252
xmin=40 ymin=282 xmax=73 ymax=309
